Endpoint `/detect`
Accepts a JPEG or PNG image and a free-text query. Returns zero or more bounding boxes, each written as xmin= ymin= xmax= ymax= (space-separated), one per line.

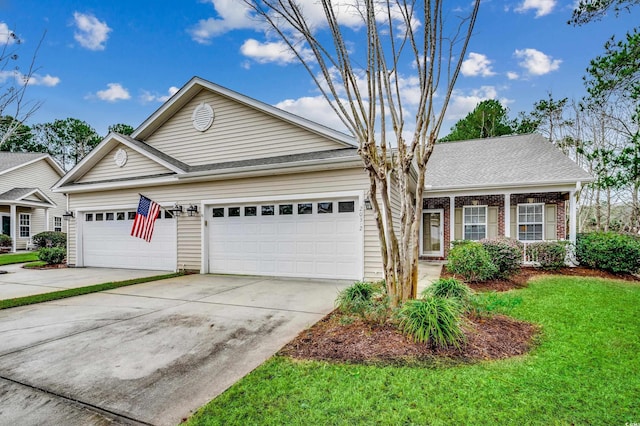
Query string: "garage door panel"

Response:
xmin=83 ymin=213 xmax=176 ymax=271
xmin=209 ymin=197 xmax=362 ymax=280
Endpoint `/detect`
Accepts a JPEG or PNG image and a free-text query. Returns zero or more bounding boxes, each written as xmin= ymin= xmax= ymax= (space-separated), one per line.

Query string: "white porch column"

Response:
xmin=504 ymin=193 xmax=511 ymax=238
xmin=449 ymin=195 xmax=455 ymax=246
xmin=569 ymin=190 xmax=577 ymax=244
xmin=10 ymin=205 xmax=16 ymax=253
xmin=45 ymin=208 xmax=50 ymax=231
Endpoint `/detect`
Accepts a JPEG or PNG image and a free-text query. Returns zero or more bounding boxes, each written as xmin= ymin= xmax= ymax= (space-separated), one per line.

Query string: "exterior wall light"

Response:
xmin=168 ymin=204 xmax=183 ymax=215
xmin=62 ymin=211 xmax=74 ymax=220
xmin=364 ymin=197 xmax=373 ymax=210
xmin=187 ymin=204 xmax=199 ymax=216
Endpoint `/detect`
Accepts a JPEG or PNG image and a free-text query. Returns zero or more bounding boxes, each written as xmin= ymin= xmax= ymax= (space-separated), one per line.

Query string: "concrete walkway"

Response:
xmin=0 ymin=274 xmax=348 ymax=425
xmin=0 ymin=264 xmax=168 ymax=299
xmin=417 ymin=261 xmax=445 ymax=295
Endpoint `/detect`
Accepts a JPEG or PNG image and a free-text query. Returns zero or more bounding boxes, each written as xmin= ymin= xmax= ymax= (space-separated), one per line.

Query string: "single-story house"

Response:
xmin=0 ymin=152 xmax=67 ymax=251
xmin=53 ymin=76 xmax=592 ymax=281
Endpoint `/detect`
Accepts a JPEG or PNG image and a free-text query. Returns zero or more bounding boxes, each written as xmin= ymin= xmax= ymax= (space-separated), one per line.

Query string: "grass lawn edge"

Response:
xmin=0 ymin=272 xmax=183 ymax=310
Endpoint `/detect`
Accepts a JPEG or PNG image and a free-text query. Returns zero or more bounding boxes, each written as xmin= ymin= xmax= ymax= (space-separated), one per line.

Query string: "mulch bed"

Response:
xmin=281 ymin=266 xmax=638 ymax=365
xmin=22 ymin=263 xmax=67 ymax=270
xmin=280 ymin=312 xmax=538 ymax=364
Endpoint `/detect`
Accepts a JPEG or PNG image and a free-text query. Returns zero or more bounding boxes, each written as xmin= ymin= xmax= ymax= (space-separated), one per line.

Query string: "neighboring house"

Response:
xmin=52 ymin=76 xmax=592 ymax=280
xmin=0 ymin=152 xmax=67 ymax=251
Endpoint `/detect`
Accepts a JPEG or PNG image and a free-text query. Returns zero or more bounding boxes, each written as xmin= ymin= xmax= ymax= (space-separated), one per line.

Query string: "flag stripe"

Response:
xmin=131 ymin=195 xmax=161 ymax=242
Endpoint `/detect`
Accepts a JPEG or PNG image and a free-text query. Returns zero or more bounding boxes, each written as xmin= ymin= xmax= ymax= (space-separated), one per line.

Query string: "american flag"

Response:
xmin=131 ymin=195 xmax=161 ymax=242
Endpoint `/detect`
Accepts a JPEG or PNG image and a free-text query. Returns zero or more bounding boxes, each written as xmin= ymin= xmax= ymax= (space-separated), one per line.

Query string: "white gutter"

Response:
xmin=424 ymin=178 xmax=594 ymax=194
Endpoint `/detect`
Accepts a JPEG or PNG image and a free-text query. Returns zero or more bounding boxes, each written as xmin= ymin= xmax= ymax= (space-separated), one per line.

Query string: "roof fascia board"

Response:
xmin=0 ymin=199 xmax=56 ymax=208
xmin=132 ymin=76 xmax=357 ymax=148
xmin=0 ymin=154 xmax=64 ymax=178
xmin=424 ymin=182 xmax=581 ymax=197
xmin=17 ymin=188 xmax=57 ymax=205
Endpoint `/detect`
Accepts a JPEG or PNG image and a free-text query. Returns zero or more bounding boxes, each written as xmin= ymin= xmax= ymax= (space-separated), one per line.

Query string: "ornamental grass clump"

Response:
xmin=423 ymin=278 xmax=472 ymax=306
xmin=336 ymin=281 xmax=389 ymax=325
xmin=397 ymin=296 xmax=465 ymax=349
xmin=446 ymin=241 xmax=498 ymax=282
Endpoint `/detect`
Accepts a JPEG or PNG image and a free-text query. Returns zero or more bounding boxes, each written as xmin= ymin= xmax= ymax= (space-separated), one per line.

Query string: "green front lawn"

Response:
xmin=187 ymin=276 xmax=640 ymax=425
xmin=0 ymin=251 xmax=39 ymax=266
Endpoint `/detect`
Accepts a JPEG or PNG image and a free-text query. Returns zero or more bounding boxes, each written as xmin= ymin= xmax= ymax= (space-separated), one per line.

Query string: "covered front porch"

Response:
xmin=0 ymin=188 xmax=58 ymax=252
xmin=420 ymin=184 xmax=581 ymax=260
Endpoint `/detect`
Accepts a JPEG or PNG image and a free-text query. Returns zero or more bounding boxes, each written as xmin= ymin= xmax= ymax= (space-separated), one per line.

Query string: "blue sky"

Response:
xmin=2 ymin=0 xmax=636 ymax=137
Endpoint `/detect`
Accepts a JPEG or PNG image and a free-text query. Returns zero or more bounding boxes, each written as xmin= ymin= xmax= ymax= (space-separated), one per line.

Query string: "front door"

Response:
xmin=422 ymin=209 xmax=444 ymax=257
xmin=1 ymin=215 xmax=9 ymax=236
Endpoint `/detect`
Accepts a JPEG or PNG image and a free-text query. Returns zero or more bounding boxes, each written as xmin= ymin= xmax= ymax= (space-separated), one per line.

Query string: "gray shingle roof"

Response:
xmin=424 ymin=134 xmax=593 ymax=190
xmin=0 ymin=152 xmax=47 ymax=174
xmin=0 ymin=187 xmax=38 ymax=201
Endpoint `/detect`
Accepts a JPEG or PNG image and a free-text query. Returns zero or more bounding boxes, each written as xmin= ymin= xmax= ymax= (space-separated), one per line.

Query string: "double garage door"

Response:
xmin=208 ymin=197 xmax=362 ymax=280
xmin=82 ymin=210 xmax=177 ymax=271
xmin=80 ymin=196 xmax=363 ymax=280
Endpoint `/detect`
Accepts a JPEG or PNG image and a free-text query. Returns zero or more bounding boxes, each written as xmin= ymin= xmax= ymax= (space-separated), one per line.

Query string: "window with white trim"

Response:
xmin=19 ymin=213 xmax=30 ymax=238
xmin=518 ymin=204 xmax=544 ymax=241
xmin=463 ymin=206 xmax=487 ymax=240
xmin=54 ymin=216 xmax=62 ymax=232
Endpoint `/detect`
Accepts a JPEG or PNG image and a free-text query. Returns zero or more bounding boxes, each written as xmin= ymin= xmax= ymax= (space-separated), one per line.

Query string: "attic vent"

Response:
xmin=192 ymin=102 xmax=214 ymax=132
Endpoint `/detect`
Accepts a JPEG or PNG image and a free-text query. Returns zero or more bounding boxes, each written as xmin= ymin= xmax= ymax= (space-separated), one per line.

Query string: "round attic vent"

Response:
xmin=192 ymin=102 xmax=214 ymax=132
xmin=114 ymin=148 xmax=128 ymax=167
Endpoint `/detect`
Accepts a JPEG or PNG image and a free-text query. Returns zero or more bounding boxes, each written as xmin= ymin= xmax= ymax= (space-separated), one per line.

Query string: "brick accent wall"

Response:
xmin=421 ymin=191 xmax=568 ymax=260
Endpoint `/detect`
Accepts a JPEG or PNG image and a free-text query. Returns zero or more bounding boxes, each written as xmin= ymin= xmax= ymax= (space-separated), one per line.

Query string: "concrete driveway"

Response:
xmin=0 ymin=264 xmax=168 ymax=299
xmin=0 ymin=274 xmax=348 ymax=425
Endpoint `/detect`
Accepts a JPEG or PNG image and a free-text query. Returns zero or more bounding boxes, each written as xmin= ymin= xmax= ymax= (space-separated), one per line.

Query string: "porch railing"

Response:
xmin=522 ymin=241 xmax=539 ymax=266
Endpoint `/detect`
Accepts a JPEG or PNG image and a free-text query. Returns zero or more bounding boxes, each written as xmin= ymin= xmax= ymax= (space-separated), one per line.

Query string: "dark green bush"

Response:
xmin=38 ymin=247 xmax=66 ymax=265
xmin=396 ymin=296 xmax=465 ymax=348
xmin=423 ymin=278 xmax=472 ymax=305
xmin=527 ymin=241 xmax=567 ymax=270
xmin=0 ymin=234 xmax=11 ymax=248
xmin=32 ymin=231 xmax=67 ymax=249
xmin=576 ymin=232 xmax=640 ymax=274
xmin=480 ymin=237 xmax=523 ymax=277
xmin=446 ymin=241 xmax=498 ymax=282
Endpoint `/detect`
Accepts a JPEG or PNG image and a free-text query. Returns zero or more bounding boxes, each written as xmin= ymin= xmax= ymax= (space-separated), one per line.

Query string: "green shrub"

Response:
xmin=38 ymin=247 xmax=66 ymax=265
xmin=32 ymin=231 xmax=67 ymax=249
xmin=446 ymin=241 xmax=498 ymax=282
xmin=0 ymin=234 xmax=11 ymax=248
xmin=576 ymin=232 xmax=640 ymax=274
xmin=480 ymin=237 xmax=523 ymax=277
xmin=527 ymin=241 xmax=567 ymax=270
xmin=396 ymin=296 xmax=465 ymax=348
xmin=423 ymin=278 xmax=472 ymax=305
xmin=336 ymin=281 xmax=389 ymax=324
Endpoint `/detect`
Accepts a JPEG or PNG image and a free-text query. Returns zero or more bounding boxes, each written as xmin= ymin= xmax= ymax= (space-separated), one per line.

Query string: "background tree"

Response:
xmin=243 ymin=0 xmax=479 ymax=305
xmin=33 ymin=118 xmax=101 ymax=170
xmin=108 ymin=123 xmax=134 ymax=136
xmin=439 ymin=100 xmax=515 ymax=142
xmin=569 ymin=0 xmax=638 ymax=25
xmin=0 ymin=29 xmax=44 ymax=145
xmin=0 ymin=115 xmax=46 ymax=152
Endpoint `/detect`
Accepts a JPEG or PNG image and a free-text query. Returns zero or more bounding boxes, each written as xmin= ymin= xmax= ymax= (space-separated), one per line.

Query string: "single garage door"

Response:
xmin=208 ymin=197 xmax=362 ymax=280
xmin=82 ymin=210 xmax=176 ymax=271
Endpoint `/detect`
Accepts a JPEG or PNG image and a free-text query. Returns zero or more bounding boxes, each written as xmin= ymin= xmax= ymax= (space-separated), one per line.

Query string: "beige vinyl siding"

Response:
xmin=0 ymin=159 xmax=66 ymax=248
xmin=77 ymin=145 xmax=172 ymax=183
xmin=67 ymin=167 xmax=383 ymax=280
xmin=143 ymin=90 xmax=346 ymax=166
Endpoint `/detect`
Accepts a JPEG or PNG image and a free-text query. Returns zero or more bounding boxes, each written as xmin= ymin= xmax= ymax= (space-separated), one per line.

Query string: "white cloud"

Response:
xmin=506 ymin=71 xmax=519 ymax=80
xmin=461 ymin=52 xmax=495 ymax=77
xmin=446 ymin=86 xmax=500 ymax=120
xmin=514 ymin=48 xmax=561 ymax=75
xmin=275 ymin=96 xmax=347 ymax=132
xmin=140 ymin=86 xmax=179 ymax=103
xmin=515 ymin=0 xmax=556 ymax=17
xmin=0 ymin=70 xmax=60 ymax=87
xmin=73 ymin=12 xmax=111 ymax=50
xmin=188 ymin=0 xmax=255 ymax=44
xmin=0 ymin=22 xmax=17 ymax=45
xmin=240 ymin=39 xmax=313 ymax=65
xmin=95 ymin=83 xmax=130 ymax=102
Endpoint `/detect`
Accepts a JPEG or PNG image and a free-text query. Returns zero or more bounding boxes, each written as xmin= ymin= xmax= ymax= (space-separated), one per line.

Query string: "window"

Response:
xmin=54 ymin=216 xmax=62 ymax=232
xmin=95 ymin=213 xmax=104 ymax=221
xmin=228 ymin=207 xmax=241 ymax=217
xmin=106 ymin=212 xmax=114 ymax=221
xmin=279 ymin=204 xmax=293 ymax=215
xmin=163 ymin=210 xmax=173 ymax=219
xmin=85 ymin=213 xmax=93 ymax=222
xmin=298 ymin=203 xmax=312 ymax=215
xmin=116 ymin=212 xmax=125 ymax=221
xmin=338 ymin=201 xmax=355 ymax=213
xmin=212 ymin=208 xmax=224 ymax=218
xmin=19 ymin=213 xmax=30 ymax=238
xmin=261 ymin=205 xmax=274 ymax=216
xmin=518 ymin=204 xmax=544 ymax=241
xmin=318 ymin=202 xmax=333 ymax=214
xmin=127 ymin=211 xmax=136 ymax=220
xmin=245 ymin=206 xmax=257 ymax=217
xmin=463 ymin=206 xmax=486 ymax=240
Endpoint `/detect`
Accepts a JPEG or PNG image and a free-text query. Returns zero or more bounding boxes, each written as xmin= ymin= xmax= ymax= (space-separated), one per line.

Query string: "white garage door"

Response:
xmin=208 ymin=198 xmax=362 ymax=280
xmin=82 ymin=210 xmax=176 ymax=271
